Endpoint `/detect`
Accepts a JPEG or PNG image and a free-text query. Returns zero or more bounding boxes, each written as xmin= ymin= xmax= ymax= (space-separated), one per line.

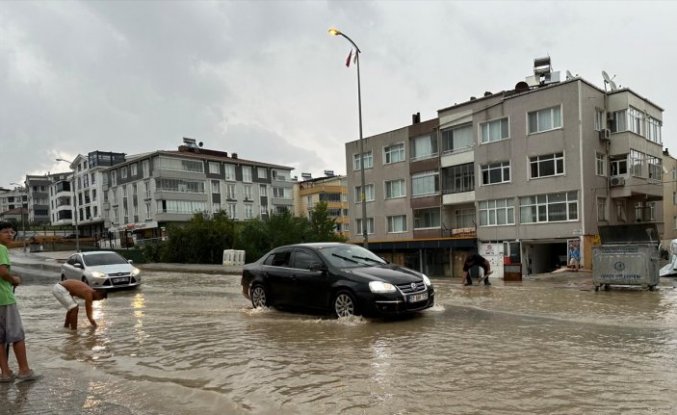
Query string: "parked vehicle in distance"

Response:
xmin=60 ymin=251 xmax=141 ymax=290
xmin=241 ymin=242 xmax=434 ymax=318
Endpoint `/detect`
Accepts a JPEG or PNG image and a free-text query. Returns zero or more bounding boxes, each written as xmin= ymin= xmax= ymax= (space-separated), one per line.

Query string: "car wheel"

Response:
xmin=333 ymin=290 xmax=357 ymax=318
xmin=250 ymin=284 xmax=269 ymax=308
xmin=81 ymin=276 xmax=89 ymax=286
xmin=60 ymin=274 xmax=66 ymax=281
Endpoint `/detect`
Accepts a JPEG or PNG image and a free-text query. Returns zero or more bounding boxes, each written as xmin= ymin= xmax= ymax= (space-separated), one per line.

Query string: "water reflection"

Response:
xmin=13 ymin=273 xmax=677 ymax=414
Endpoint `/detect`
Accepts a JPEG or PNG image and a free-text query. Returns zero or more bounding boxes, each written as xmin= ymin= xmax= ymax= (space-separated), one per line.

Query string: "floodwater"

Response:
xmin=3 ymin=270 xmax=677 ymax=415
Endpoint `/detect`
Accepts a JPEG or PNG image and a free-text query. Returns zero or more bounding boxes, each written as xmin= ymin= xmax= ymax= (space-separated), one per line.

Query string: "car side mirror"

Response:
xmin=74 ymin=263 xmax=83 ymax=269
xmin=128 ymin=259 xmax=134 ymax=264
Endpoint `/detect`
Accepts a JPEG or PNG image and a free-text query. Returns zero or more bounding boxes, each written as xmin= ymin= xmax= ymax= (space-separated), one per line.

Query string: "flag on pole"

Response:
xmin=345 ymin=50 xmax=353 ymax=67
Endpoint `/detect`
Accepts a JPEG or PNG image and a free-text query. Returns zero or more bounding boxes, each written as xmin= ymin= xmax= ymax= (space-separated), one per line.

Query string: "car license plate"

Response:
xmin=113 ymin=277 xmax=126 ymax=283
xmin=408 ymin=292 xmax=428 ymax=303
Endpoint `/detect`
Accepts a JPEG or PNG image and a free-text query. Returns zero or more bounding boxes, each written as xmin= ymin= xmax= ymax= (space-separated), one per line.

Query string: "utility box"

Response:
xmin=592 ymin=224 xmax=660 ymax=291
xmin=503 ymin=263 xmax=522 ymax=281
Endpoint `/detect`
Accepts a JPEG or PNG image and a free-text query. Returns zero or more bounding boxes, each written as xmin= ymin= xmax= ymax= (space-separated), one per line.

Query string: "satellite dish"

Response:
xmin=566 ymin=70 xmax=574 ymax=80
xmin=601 ymin=70 xmax=618 ymax=91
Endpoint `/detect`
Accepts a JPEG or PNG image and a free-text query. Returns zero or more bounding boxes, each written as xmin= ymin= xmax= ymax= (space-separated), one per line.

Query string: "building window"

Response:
xmin=519 ymin=191 xmax=578 ymax=223
xmin=386 ymin=215 xmax=407 ymax=233
xmin=596 ymin=153 xmax=606 ymax=176
xmin=353 ymin=151 xmax=373 ymax=170
xmin=479 ymin=198 xmax=515 ymax=226
xmin=227 ymin=203 xmax=237 ymax=219
xmin=211 ymin=180 xmax=220 ymax=194
xmin=244 ymin=204 xmax=253 ymax=219
xmin=244 ymin=185 xmax=252 ymax=200
xmin=411 ymin=171 xmax=439 ymax=197
xmin=648 ymin=117 xmax=662 ymax=144
xmin=385 ymin=179 xmax=406 ymax=199
xmin=627 ymin=107 xmax=644 ymax=136
xmin=130 ymin=163 xmax=138 ymax=176
xmin=410 ymin=134 xmax=437 ymax=160
xmin=610 ymin=156 xmax=628 ymax=176
xmin=91 ymin=173 xmax=96 ymax=184
xmin=227 ymin=184 xmax=236 ymax=199
xmin=259 ymin=184 xmax=267 ymax=197
xmin=480 ymin=118 xmax=509 ymax=143
xmin=528 ymin=106 xmax=562 ymax=134
xmin=481 ymin=161 xmax=510 ymax=185
xmin=442 ymin=163 xmax=474 ymax=194
xmin=242 ymin=166 xmax=252 ymax=182
xmin=142 ymin=160 xmax=149 ymax=177
xmin=208 ymin=162 xmax=220 ymax=174
xmin=156 ymin=179 xmax=205 ymax=193
xmin=384 ymin=143 xmax=405 ymax=164
xmin=530 ymin=152 xmax=564 ymax=179
xmin=594 ymin=109 xmax=605 ymax=131
xmin=413 ymin=208 xmax=440 ymax=229
xmin=442 ymin=124 xmax=473 ymax=153
xmin=630 ymin=149 xmax=645 ymax=177
xmin=455 ymin=208 xmax=475 ymax=228
xmin=648 ymin=156 xmax=662 ymax=181
xmin=635 ymin=202 xmax=655 ymax=222
xmin=354 ymin=184 xmax=375 ymax=203
xmin=257 ymin=167 xmax=267 ymax=179
xmin=597 ymin=197 xmax=607 ymax=221
xmin=225 ymin=164 xmax=236 ymax=181
xmin=616 ymin=200 xmax=626 ymax=222
xmin=356 ymin=217 xmax=374 ymax=235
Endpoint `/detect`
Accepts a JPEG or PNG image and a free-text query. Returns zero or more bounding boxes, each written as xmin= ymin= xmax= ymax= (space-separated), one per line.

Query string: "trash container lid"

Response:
xmin=598 ymin=224 xmax=659 ymax=244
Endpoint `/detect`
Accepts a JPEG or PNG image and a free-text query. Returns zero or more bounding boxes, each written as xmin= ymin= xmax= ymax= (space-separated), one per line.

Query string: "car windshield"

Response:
xmin=317 ymin=245 xmax=387 ymax=268
xmin=83 ymin=253 xmax=128 ymax=266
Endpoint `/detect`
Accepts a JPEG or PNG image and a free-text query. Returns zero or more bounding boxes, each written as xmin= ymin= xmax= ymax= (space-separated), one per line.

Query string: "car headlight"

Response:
xmin=369 ymin=281 xmax=397 ymax=293
xmin=90 ymin=271 xmax=106 ymax=279
xmin=131 ymin=268 xmax=141 ymax=277
xmin=422 ymin=274 xmax=432 ymax=286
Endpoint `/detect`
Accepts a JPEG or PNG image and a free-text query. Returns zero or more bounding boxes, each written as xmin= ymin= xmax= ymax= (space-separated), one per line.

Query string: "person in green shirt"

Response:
xmin=0 ymin=221 xmax=40 ymax=382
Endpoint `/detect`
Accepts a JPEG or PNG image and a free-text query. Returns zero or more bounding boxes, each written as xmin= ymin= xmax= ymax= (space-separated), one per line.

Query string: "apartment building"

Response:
xmin=102 ymin=139 xmax=294 ymax=245
xmin=662 ymin=149 xmax=677 ymax=248
xmin=25 ymin=175 xmax=51 ymax=224
xmin=346 ymin=58 xmax=664 ymax=278
xmin=0 ymin=187 xmax=27 ymax=217
xmin=293 ymin=172 xmax=350 ymax=238
xmin=52 ymin=152 xmax=126 ymax=237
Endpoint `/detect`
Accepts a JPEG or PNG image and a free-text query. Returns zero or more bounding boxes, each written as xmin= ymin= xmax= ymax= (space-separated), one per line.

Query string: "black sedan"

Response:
xmin=241 ymin=242 xmax=434 ymax=318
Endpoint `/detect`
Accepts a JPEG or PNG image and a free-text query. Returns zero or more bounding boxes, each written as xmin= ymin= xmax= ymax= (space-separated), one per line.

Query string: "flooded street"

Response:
xmin=4 ymin=269 xmax=677 ymax=414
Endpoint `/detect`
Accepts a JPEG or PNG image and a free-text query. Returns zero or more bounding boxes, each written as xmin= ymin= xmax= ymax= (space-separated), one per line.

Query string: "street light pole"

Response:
xmin=56 ymin=158 xmax=80 ymax=252
xmin=329 ymin=28 xmax=369 ymax=249
xmin=10 ymin=182 xmax=27 ymax=252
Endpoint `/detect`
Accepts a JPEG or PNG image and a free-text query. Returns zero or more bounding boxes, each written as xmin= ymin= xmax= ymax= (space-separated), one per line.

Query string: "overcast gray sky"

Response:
xmin=2 ymin=0 xmax=676 ymax=188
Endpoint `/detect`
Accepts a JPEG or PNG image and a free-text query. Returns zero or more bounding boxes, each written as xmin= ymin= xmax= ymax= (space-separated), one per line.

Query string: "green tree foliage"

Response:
xmin=153 ymin=204 xmax=346 ymax=264
xmin=307 ymin=201 xmax=345 ymax=243
xmin=161 ymin=211 xmax=236 ymax=264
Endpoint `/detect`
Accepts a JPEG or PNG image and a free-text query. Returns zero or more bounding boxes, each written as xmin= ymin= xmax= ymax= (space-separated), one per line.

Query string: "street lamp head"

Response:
xmin=328 ymin=28 xmax=342 ymax=36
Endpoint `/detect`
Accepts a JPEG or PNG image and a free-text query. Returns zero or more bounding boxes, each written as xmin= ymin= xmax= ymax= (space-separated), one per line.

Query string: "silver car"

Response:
xmin=60 ymin=251 xmax=142 ymax=290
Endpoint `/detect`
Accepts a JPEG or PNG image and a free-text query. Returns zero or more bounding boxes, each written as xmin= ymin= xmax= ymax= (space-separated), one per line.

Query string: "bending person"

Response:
xmin=52 ymin=280 xmax=107 ymax=330
xmin=462 ymin=252 xmax=493 ymax=286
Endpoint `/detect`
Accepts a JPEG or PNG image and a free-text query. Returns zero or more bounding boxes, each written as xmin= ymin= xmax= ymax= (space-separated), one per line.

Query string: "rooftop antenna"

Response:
xmin=566 ymin=70 xmax=574 ymax=80
xmin=602 ymin=70 xmax=618 ymax=92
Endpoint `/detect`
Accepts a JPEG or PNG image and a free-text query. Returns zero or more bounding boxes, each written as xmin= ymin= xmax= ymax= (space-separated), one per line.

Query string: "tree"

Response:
xmin=307 ymin=201 xmax=345 ymax=242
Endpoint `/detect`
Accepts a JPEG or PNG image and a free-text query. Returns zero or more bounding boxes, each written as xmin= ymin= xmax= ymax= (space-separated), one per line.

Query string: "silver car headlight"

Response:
xmin=422 ymin=274 xmax=432 ymax=286
xmin=369 ymin=281 xmax=397 ymax=293
xmin=131 ymin=268 xmax=141 ymax=277
xmin=90 ymin=271 xmax=106 ymax=279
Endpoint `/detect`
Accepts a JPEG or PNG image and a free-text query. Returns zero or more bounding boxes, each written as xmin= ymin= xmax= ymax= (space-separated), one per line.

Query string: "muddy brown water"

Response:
xmin=3 ymin=271 xmax=677 ymax=414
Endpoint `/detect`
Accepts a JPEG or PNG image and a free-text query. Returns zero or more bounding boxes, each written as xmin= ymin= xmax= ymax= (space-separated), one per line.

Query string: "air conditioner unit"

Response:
xmin=598 ymin=128 xmax=611 ymax=140
xmin=610 ymin=177 xmax=625 ymax=187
